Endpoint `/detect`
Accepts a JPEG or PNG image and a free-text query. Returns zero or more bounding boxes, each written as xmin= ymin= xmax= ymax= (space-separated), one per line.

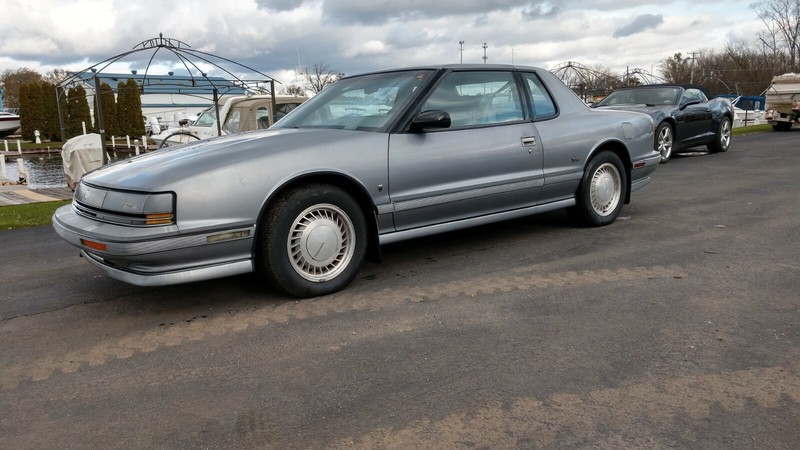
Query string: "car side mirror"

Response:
xmin=679 ymin=99 xmax=701 ymax=110
xmin=411 ymin=110 xmax=451 ymax=131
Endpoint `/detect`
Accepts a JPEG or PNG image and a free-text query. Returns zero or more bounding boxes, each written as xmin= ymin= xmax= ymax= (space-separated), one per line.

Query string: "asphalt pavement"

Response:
xmin=1 ymin=130 xmax=798 ymax=449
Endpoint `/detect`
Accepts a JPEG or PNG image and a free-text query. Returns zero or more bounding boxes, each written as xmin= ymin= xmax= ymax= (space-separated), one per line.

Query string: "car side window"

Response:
xmin=681 ymin=89 xmax=707 ymax=104
xmin=420 ymin=71 xmax=523 ymax=128
xmin=522 ymin=73 xmax=557 ymax=120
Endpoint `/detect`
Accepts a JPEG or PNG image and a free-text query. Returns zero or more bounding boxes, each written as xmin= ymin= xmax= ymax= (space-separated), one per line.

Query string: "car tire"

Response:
xmin=772 ymin=122 xmax=793 ymax=131
xmin=257 ymin=184 xmax=367 ymax=298
xmin=570 ymin=151 xmax=627 ymax=227
xmin=707 ymin=117 xmax=732 ymax=153
xmin=656 ymin=122 xmax=674 ymax=163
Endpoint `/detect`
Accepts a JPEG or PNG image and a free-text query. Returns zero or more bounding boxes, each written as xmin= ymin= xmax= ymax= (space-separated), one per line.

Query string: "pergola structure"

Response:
xmin=56 ymin=34 xmax=281 ymax=153
xmin=550 ymin=61 xmax=666 ymax=101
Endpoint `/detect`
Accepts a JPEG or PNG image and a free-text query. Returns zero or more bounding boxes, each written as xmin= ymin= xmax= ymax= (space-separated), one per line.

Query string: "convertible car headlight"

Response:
xmin=74 ymin=183 xmax=176 ymax=226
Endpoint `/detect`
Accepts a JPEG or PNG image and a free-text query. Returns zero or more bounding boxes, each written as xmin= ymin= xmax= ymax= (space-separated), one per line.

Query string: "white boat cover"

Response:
xmin=62 ymin=133 xmax=103 ymax=190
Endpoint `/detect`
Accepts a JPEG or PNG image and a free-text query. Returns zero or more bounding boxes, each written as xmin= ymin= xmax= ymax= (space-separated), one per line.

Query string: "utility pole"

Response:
xmin=459 ymin=41 xmax=464 ymax=64
xmin=482 ymin=43 xmax=488 ymax=64
xmin=687 ymin=51 xmax=697 ymax=84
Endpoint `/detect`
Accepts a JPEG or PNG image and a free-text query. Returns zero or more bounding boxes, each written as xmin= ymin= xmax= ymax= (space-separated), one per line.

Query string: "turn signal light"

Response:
xmin=81 ymin=239 xmax=108 ymax=251
xmin=145 ymin=213 xmax=174 ymax=225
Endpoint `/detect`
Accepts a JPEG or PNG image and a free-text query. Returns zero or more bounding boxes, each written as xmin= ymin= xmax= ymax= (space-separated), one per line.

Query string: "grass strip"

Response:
xmin=0 ymin=200 xmax=71 ymax=230
xmin=732 ymin=124 xmax=773 ymax=135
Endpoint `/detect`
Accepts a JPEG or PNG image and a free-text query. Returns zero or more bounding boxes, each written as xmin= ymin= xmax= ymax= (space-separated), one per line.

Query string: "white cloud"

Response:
xmin=0 ymin=0 xmax=760 ymax=86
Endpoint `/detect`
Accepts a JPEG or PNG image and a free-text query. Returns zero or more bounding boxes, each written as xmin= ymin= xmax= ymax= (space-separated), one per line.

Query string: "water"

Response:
xmin=1 ymin=152 xmax=134 ymax=189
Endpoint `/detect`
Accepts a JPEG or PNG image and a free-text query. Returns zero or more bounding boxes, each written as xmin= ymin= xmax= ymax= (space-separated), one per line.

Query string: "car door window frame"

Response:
xmin=416 ymin=69 xmax=526 ymax=130
xmin=520 ymin=72 xmax=558 ymax=121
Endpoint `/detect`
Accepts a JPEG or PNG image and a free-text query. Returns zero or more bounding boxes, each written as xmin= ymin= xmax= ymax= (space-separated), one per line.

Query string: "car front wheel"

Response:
xmin=656 ymin=122 xmax=674 ymax=163
xmin=258 ymin=184 xmax=367 ymax=298
xmin=707 ymin=117 xmax=732 ymax=153
xmin=570 ymin=151 xmax=627 ymax=227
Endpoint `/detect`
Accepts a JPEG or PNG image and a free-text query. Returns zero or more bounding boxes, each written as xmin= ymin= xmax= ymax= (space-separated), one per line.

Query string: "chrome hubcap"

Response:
xmin=590 ymin=162 xmax=621 ymax=216
xmin=288 ymin=204 xmax=355 ymax=282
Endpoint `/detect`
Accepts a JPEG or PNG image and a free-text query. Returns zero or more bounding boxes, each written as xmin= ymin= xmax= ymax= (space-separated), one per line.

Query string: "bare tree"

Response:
xmin=751 ymin=0 xmax=800 ymax=70
xmin=658 ymin=53 xmax=694 ymax=84
xmin=44 ymin=68 xmax=70 ymax=85
xmin=302 ymin=63 xmax=344 ymax=94
xmin=0 ymin=68 xmax=43 ymax=108
xmin=282 ymin=85 xmax=307 ymax=96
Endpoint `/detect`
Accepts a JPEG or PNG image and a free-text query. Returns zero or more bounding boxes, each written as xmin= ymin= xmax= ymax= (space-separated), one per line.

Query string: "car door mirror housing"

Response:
xmin=680 ymin=99 xmax=701 ymax=110
xmin=411 ymin=110 xmax=451 ymax=131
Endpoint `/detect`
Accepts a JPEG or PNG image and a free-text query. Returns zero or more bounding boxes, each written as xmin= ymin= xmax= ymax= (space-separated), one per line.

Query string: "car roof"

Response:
xmin=610 ymin=84 xmax=713 ymax=97
xmin=341 ymin=64 xmax=547 ymax=79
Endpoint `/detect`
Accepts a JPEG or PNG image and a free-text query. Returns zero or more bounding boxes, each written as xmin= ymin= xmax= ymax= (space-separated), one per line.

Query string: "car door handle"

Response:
xmin=521 ymin=136 xmax=537 ymax=147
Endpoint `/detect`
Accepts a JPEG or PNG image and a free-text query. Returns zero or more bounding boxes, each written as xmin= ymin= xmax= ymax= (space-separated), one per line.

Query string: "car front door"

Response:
xmin=675 ymin=89 xmax=713 ymax=146
xmin=388 ymin=69 xmax=544 ymax=231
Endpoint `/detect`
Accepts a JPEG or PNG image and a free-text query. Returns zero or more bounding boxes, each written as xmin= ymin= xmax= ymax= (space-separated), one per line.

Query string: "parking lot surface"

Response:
xmin=1 ymin=130 xmax=798 ymax=449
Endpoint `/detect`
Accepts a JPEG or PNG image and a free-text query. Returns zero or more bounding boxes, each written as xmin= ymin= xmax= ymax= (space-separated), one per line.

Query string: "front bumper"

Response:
xmin=52 ymin=205 xmax=256 ymax=286
xmin=630 ymin=152 xmax=661 ymax=192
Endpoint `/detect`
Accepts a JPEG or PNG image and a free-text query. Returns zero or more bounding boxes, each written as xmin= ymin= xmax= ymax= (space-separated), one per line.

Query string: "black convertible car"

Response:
xmin=593 ymin=85 xmax=734 ymax=163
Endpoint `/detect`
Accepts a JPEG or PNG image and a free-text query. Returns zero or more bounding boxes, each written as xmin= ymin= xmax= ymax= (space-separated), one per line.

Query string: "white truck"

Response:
xmin=764 ymin=73 xmax=800 ymax=131
xmin=151 ymin=94 xmax=306 ymax=147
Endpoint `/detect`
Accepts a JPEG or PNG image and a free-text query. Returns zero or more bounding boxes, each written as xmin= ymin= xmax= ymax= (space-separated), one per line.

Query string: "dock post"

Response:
xmin=0 ymin=154 xmax=6 ymax=179
xmin=16 ymin=158 xmax=27 ymax=184
xmin=17 ymin=140 xmax=21 ymax=154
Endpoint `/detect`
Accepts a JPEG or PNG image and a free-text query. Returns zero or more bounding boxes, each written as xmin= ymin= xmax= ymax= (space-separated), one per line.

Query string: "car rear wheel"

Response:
xmin=656 ymin=122 xmax=674 ymax=163
xmin=707 ymin=117 xmax=731 ymax=153
xmin=257 ymin=184 xmax=367 ymax=298
xmin=570 ymin=151 xmax=627 ymax=227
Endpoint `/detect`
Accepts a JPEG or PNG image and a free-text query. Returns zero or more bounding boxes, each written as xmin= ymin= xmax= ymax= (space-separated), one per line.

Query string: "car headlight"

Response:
xmin=74 ymin=183 xmax=176 ymax=226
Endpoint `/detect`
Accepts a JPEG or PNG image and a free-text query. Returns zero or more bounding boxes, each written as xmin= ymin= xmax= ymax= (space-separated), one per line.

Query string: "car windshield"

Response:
xmin=273 ymin=70 xmax=435 ymax=131
xmin=597 ymin=87 xmax=681 ymax=107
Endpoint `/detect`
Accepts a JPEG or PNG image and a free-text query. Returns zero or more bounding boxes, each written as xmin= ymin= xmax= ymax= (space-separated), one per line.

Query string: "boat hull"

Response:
xmin=0 ymin=114 xmax=21 ymax=137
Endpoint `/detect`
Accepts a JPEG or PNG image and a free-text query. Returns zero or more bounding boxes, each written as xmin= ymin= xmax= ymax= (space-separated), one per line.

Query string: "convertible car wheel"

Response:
xmin=570 ymin=151 xmax=627 ymax=227
xmin=707 ymin=117 xmax=732 ymax=153
xmin=258 ymin=184 xmax=367 ymax=298
xmin=656 ymin=123 xmax=674 ymax=163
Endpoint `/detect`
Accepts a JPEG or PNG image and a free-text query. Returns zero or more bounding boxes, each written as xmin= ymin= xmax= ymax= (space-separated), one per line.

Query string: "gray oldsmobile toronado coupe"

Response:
xmin=53 ymin=65 xmax=661 ymax=297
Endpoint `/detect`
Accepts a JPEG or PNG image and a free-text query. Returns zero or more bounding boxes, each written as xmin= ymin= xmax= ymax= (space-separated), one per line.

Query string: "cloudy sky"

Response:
xmin=0 ymin=0 xmax=762 ymax=86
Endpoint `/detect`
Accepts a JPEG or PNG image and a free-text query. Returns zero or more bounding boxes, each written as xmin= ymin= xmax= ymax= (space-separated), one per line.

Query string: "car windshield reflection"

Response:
xmin=273 ymin=70 xmax=435 ymax=132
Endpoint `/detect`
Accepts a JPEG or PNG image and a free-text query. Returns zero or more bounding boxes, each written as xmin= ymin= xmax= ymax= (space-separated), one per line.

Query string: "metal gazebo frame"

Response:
xmin=56 ymin=34 xmax=281 ymax=158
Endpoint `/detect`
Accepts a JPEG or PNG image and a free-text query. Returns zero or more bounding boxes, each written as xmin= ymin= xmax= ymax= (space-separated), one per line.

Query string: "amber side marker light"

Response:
xmin=145 ymin=213 xmax=174 ymax=225
xmin=81 ymin=239 xmax=108 ymax=251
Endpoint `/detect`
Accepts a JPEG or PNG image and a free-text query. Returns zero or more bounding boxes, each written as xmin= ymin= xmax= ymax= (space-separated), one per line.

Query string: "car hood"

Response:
xmin=82 ymin=128 xmax=369 ymax=191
